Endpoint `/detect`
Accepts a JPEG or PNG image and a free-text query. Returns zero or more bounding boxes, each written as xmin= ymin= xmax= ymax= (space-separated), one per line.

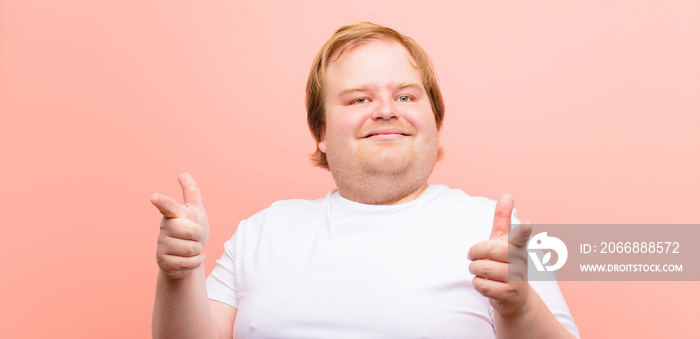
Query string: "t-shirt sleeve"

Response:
xmin=206 ymin=233 xmax=239 ymax=308
xmin=530 ymin=280 xmax=580 ymax=338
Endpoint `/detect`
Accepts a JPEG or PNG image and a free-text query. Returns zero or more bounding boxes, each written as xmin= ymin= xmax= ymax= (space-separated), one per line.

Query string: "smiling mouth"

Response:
xmin=363 ymin=130 xmax=411 ymax=138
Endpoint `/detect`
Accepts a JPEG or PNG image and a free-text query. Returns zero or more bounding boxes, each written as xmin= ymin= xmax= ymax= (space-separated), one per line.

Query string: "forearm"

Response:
xmin=494 ymin=287 xmax=577 ymax=339
xmin=153 ymin=266 xmax=218 ymax=339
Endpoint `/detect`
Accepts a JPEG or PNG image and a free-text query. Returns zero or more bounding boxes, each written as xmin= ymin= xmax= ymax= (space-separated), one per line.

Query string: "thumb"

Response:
xmin=179 ymin=172 xmax=204 ymax=208
xmin=490 ymin=193 xmax=514 ymax=240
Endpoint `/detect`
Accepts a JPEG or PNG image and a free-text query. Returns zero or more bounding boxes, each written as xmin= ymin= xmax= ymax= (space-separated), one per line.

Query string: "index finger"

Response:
xmin=490 ymin=193 xmax=514 ymax=240
xmin=151 ymin=193 xmax=181 ymax=219
xmin=179 ymin=172 xmax=203 ymax=208
xmin=509 ymin=223 xmax=532 ymax=248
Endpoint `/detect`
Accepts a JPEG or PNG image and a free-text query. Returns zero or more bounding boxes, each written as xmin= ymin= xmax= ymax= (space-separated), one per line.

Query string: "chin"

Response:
xmin=364 ymin=162 xmax=410 ymax=176
xmin=359 ymin=153 xmax=415 ymax=175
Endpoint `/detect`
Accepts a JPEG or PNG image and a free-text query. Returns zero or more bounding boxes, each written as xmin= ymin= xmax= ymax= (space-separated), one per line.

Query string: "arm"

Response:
xmin=151 ymin=173 xmax=236 ymax=339
xmin=153 ymin=267 xmax=218 ymax=339
xmin=492 ymin=287 xmax=576 ymax=339
xmin=468 ymin=194 xmax=577 ymax=339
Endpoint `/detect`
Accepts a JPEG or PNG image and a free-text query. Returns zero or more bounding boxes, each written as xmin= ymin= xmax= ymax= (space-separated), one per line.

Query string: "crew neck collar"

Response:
xmin=330 ymin=184 xmax=442 ymax=214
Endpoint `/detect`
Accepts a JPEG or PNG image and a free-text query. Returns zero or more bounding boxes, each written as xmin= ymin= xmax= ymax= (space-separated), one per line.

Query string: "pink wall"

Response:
xmin=1 ymin=1 xmax=698 ymax=338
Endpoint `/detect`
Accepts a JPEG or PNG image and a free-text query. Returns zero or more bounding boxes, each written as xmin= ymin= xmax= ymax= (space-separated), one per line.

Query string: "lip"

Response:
xmin=362 ymin=128 xmax=411 ymax=139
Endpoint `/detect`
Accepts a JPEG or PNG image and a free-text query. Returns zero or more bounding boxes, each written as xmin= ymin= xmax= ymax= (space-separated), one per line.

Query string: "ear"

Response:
xmin=318 ymin=140 xmax=327 ymax=153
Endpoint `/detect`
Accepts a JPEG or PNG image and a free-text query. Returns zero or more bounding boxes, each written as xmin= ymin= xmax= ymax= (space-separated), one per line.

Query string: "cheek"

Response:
xmin=326 ymin=110 xmax=365 ymax=138
xmin=407 ymin=111 xmax=438 ymax=134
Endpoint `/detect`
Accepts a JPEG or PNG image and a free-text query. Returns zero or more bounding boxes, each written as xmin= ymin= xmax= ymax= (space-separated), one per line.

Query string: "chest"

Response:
xmin=233 ymin=212 xmax=496 ymax=338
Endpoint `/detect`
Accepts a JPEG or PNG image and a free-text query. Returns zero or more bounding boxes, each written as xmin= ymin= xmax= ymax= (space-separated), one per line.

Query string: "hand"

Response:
xmin=151 ymin=173 xmax=210 ymax=280
xmin=468 ymin=193 xmax=533 ymax=317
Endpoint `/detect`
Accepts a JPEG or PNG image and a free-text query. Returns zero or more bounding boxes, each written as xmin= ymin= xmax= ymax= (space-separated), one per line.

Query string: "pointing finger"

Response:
xmin=179 ymin=172 xmax=203 ymax=208
xmin=509 ymin=223 xmax=532 ymax=248
xmin=151 ymin=193 xmax=181 ymax=219
xmin=490 ymin=193 xmax=514 ymax=240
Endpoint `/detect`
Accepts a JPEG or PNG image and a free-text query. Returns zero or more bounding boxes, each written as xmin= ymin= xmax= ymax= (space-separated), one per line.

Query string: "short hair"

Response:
xmin=306 ymin=22 xmax=445 ymax=169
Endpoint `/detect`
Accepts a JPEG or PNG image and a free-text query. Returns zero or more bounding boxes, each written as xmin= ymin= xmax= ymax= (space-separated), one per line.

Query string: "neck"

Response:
xmin=333 ymin=172 xmax=430 ymax=205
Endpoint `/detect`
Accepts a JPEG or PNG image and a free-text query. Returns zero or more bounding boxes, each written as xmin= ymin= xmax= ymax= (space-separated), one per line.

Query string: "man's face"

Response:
xmin=319 ymin=39 xmax=440 ymax=180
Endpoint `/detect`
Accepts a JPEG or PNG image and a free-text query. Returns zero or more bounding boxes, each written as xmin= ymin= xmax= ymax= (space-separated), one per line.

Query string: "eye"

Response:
xmin=352 ymin=97 xmax=369 ymax=104
xmin=397 ymin=95 xmax=412 ymax=102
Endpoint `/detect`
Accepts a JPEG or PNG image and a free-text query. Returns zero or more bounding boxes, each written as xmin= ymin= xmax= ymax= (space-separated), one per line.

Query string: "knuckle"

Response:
xmin=177 ymin=259 xmax=190 ymax=271
xmin=475 ymin=279 xmax=490 ymax=296
xmin=183 ymin=224 xmax=198 ymax=240
xmin=156 ymin=255 xmax=169 ymax=269
xmin=484 ymin=242 xmax=495 ymax=256
xmin=185 ymin=242 xmax=201 ymax=257
xmin=184 ymin=186 xmax=197 ymax=195
xmin=481 ymin=264 xmax=492 ymax=276
xmin=502 ymin=287 xmax=518 ymax=300
xmin=156 ymin=242 xmax=167 ymax=255
xmin=167 ymin=219 xmax=197 ymax=240
xmin=176 ymin=256 xmax=200 ymax=271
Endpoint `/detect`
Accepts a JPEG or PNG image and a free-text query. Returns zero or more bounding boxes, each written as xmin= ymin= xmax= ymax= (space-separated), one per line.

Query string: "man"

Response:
xmin=151 ymin=23 xmax=579 ymax=338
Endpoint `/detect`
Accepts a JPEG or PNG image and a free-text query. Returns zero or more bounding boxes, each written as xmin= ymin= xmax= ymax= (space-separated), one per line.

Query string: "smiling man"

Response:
xmin=319 ymin=38 xmax=440 ymax=205
xmin=151 ymin=23 xmax=579 ymax=338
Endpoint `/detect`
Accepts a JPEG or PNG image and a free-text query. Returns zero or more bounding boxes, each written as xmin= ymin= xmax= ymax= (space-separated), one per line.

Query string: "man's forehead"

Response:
xmin=328 ymin=38 xmax=417 ymax=70
xmin=326 ymin=40 xmax=422 ymax=85
xmin=330 ymin=36 xmax=399 ymax=58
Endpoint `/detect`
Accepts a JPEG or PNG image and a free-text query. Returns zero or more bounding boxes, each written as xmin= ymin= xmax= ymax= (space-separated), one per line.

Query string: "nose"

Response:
xmin=371 ymin=97 xmax=398 ymax=121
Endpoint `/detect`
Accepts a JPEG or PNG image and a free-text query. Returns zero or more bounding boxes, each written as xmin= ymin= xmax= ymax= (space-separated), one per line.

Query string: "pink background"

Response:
xmin=1 ymin=1 xmax=698 ymax=338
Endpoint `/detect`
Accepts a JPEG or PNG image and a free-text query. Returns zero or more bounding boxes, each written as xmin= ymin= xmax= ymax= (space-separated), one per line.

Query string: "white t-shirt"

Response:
xmin=207 ymin=185 xmax=579 ymax=338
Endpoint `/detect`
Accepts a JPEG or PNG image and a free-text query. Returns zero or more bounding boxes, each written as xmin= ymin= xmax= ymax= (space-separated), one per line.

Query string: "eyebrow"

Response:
xmin=338 ymin=82 xmax=423 ymax=96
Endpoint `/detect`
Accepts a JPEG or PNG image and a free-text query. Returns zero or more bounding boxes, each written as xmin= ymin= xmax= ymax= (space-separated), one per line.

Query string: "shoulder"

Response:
xmin=236 ymin=191 xmax=332 ymax=232
xmin=427 ymin=185 xmax=520 ymax=222
xmin=426 ymin=185 xmax=497 ymax=212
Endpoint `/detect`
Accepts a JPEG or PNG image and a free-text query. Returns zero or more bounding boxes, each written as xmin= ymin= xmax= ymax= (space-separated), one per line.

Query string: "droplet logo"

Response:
xmin=527 ymin=232 xmax=568 ymax=272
